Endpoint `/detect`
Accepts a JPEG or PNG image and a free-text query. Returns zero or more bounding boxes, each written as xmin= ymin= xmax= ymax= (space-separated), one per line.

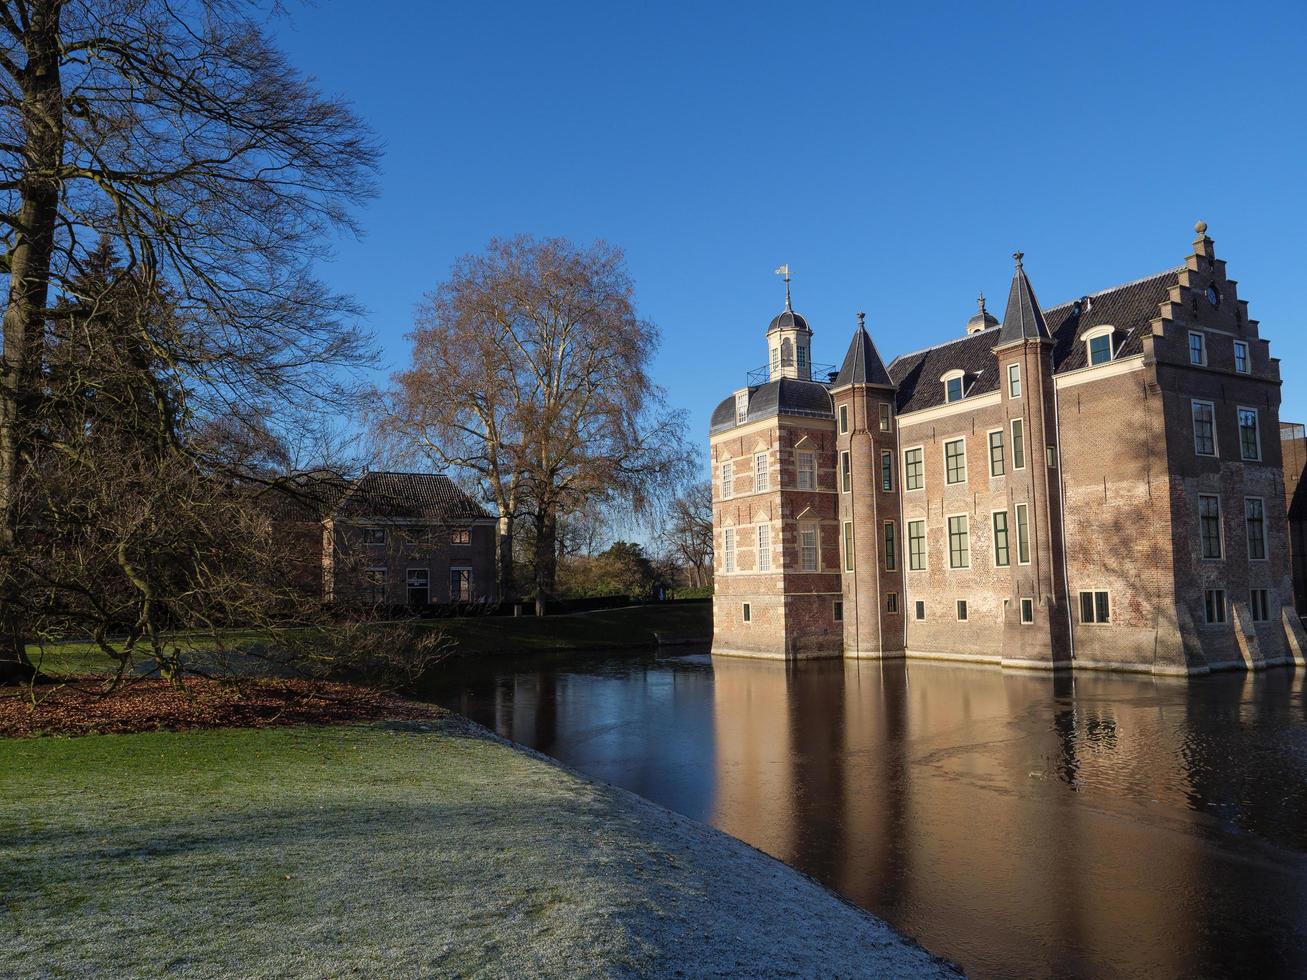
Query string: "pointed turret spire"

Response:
xmin=994 ymin=250 xmax=1051 ymax=347
xmin=834 ymin=311 xmax=894 ymax=387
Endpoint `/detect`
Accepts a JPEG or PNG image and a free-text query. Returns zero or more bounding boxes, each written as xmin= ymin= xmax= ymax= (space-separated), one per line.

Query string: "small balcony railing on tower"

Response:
xmin=745 ymin=362 xmax=838 ymax=387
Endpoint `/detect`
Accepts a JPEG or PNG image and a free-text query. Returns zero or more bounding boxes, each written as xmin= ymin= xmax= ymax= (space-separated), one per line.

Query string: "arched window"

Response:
xmin=941 ymin=369 xmax=966 ymax=403
xmin=1082 ymin=325 xmax=1116 ymax=366
xmin=781 ymin=337 xmax=795 ymax=367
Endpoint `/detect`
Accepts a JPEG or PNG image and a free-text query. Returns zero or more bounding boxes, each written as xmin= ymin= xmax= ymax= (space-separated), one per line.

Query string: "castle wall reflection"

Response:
xmin=429 ymin=653 xmax=1307 ymax=979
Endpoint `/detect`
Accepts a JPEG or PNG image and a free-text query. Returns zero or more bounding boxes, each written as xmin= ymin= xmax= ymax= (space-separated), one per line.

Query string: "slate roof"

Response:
xmin=710 ymin=377 xmax=833 ymax=435
xmin=833 ymin=323 xmax=894 ymax=387
xmin=767 ymin=309 xmax=811 ymax=334
xmin=994 ymin=253 xmax=1051 ymax=347
xmin=334 ymin=471 xmax=491 ymax=522
xmin=888 ymin=267 xmax=1180 ymax=414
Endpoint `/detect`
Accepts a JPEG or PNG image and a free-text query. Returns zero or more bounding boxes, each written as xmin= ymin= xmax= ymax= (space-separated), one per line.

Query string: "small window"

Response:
xmin=1046 ymin=445 xmax=1058 ymax=469
xmin=833 ymin=600 xmax=844 ymax=622
xmin=879 ymin=402 xmax=891 ymax=431
xmin=948 ymin=515 xmax=969 ymax=569
xmin=406 ymin=568 xmax=430 ymax=606
xmin=362 ymin=527 xmax=387 ymax=545
xmin=1246 ymin=497 xmax=1267 ymax=560
xmin=1203 ymin=589 xmax=1226 ymax=625
xmin=1238 ymin=407 xmax=1260 ymax=461
xmin=839 ymin=404 xmax=849 ymax=434
xmin=904 ymin=448 xmax=924 ymax=491
xmin=757 ymin=524 xmax=772 ymax=573
xmin=1250 ymin=589 xmax=1270 ymax=622
xmin=908 ymin=520 xmax=926 ymax=571
xmin=1188 ymin=331 xmax=1207 ymax=366
xmin=885 ymin=593 xmax=899 ymax=614
xmin=992 ymin=511 xmax=1010 ymax=567
xmin=1020 ymin=597 xmax=1035 ymax=624
xmin=988 ymin=430 xmax=1005 ymax=477
xmin=742 ymin=602 xmax=752 ymax=623
xmin=364 ymin=567 xmax=387 ymax=604
xmin=945 ymin=439 xmax=967 ymax=485
xmin=915 ymin=599 xmax=926 ymax=620
xmin=450 ymin=568 xmax=472 ymax=602
xmin=754 ymin=452 xmax=769 ymax=492
xmin=797 ymin=345 xmax=808 ymax=369
xmin=840 ymin=451 xmax=851 ymax=493
xmin=450 ymin=528 xmax=471 ymax=545
xmin=884 ymin=521 xmax=896 ymax=571
xmin=1079 ymin=590 xmax=1110 ymax=624
xmin=800 ymin=523 xmax=818 ymax=572
xmin=735 ymin=393 xmax=749 ymax=424
xmin=1088 ymin=332 xmax=1113 ymax=365
xmin=1199 ymin=495 xmax=1223 ymax=559
xmin=723 ymin=528 xmax=736 ymax=574
xmin=880 ymin=450 xmax=893 ymax=492
xmin=797 ymin=450 xmax=816 ymax=490
xmin=1234 ymin=341 xmax=1250 ymax=374
xmin=956 ymin=599 xmax=968 ymax=621
xmin=1008 ymin=362 xmax=1022 ymax=398
xmin=945 ymin=375 xmax=965 ymax=403
xmin=1015 ymin=503 xmax=1031 ymax=565
xmin=1192 ymin=401 xmax=1216 ymax=457
xmin=1205 ymin=284 xmax=1221 ymax=308
xmin=843 ymin=521 xmax=854 ymax=572
xmin=770 ymin=348 xmax=780 ymax=374
xmin=1011 ymin=418 xmax=1026 ymax=470
xmin=721 ymin=460 xmax=734 ymax=498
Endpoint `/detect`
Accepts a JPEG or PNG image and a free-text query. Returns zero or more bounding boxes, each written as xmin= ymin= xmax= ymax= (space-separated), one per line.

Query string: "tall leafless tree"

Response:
xmin=661 ymin=480 xmax=714 ymax=589
xmin=380 ymin=236 xmax=692 ymax=613
xmin=0 ymin=0 xmax=381 ymax=682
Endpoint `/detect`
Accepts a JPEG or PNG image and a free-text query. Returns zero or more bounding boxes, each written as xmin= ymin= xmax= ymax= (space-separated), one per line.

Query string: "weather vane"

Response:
xmin=774 ymin=264 xmax=792 ymax=311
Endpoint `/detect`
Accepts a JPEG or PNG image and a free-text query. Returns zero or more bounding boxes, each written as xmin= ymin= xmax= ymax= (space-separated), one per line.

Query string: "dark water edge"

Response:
xmin=424 ymin=650 xmax=1307 ymax=979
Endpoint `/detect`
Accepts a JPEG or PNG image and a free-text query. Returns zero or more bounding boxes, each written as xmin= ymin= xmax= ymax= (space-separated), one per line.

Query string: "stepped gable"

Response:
xmin=888 ymin=267 xmax=1182 ymax=413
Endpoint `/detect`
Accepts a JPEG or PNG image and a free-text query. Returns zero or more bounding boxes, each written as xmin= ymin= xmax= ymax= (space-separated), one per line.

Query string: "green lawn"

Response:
xmin=26 ymin=603 xmax=712 ymax=677
xmin=0 ymin=719 xmax=950 ymax=978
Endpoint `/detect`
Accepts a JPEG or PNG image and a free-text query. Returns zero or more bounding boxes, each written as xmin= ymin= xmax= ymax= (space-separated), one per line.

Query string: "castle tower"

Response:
xmin=992 ymin=252 xmax=1071 ymax=666
xmin=830 ymin=313 xmax=904 ymax=657
xmin=766 ymin=266 xmax=814 ymax=381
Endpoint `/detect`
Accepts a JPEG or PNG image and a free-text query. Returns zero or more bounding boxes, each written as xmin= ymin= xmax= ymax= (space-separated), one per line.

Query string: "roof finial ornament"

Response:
xmin=977 ymin=291 xmax=987 ymax=313
xmin=1013 ymin=250 xmax=1024 ymax=270
xmin=857 ymin=310 xmax=866 ymax=330
xmin=1195 ymin=219 xmax=1208 ymax=236
xmin=774 ymin=264 xmax=792 ymax=311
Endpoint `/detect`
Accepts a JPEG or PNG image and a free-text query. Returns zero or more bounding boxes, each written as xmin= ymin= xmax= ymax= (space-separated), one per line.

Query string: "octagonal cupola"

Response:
xmin=766 ymin=264 xmax=813 ymax=381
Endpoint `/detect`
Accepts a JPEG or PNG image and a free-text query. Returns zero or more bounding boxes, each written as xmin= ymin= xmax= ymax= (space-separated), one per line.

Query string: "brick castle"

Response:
xmin=709 ymin=223 xmax=1307 ymax=675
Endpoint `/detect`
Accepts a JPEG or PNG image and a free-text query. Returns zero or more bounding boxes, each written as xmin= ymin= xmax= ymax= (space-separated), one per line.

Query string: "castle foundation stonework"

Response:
xmin=709 ymin=225 xmax=1301 ymax=675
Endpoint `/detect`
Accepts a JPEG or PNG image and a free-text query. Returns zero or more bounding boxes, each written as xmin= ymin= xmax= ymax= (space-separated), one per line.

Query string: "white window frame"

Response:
xmin=723 ymin=527 xmax=735 ymax=574
xmin=756 ymin=524 xmax=772 ymax=573
xmin=721 ymin=460 xmax=734 ymax=499
xmin=839 ymin=404 xmax=849 ymax=434
xmin=942 ymin=369 xmax=966 ymax=403
xmin=450 ymin=527 xmax=472 ymax=546
xmin=944 ymin=437 xmax=967 ymax=486
xmin=1015 ymin=502 xmax=1031 ymax=566
xmin=987 ymin=428 xmax=1005 ymax=478
xmin=840 ymin=450 xmax=851 ymax=493
xmin=914 ymin=599 xmax=926 ymax=621
xmin=946 ymin=513 xmax=970 ymax=570
xmin=1010 ymin=417 xmax=1026 ymax=470
xmin=1245 ymin=496 xmax=1268 ymax=561
xmin=742 ymin=601 xmax=752 ymax=624
xmin=1237 ymin=406 xmax=1261 ymax=462
xmin=1020 ymin=597 xmax=1035 ymax=624
xmin=754 ymin=452 xmax=769 ymax=492
xmin=1007 ymin=362 xmax=1021 ymax=398
xmin=833 ymin=599 xmax=844 ymax=622
xmin=1233 ymin=340 xmax=1250 ymax=374
xmin=796 ymin=450 xmax=816 ymax=490
xmin=1191 ymin=399 xmax=1218 ymax=458
xmin=886 ymin=592 xmax=899 ymax=615
xmin=956 ymin=599 xmax=968 ymax=621
xmin=406 ymin=567 xmax=431 ymax=605
xmin=799 ymin=521 xmax=818 ymax=572
xmin=992 ymin=510 xmax=1010 ymax=567
xmin=362 ymin=527 xmax=387 ymax=546
xmin=1198 ymin=494 xmax=1223 ymax=560
xmin=879 ymin=402 xmax=891 ymax=432
xmin=903 ymin=446 xmax=925 ymax=492
xmin=1203 ymin=589 xmax=1226 ymax=625
xmin=880 ymin=449 xmax=893 ymax=492
xmin=1083 ymin=325 xmax=1115 ymax=366
xmin=907 ymin=519 xmax=927 ymax=571
xmin=1078 ymin=589 xmax=1111 ymax=624
xmin=1188 ymin=330 xmax=1207 ymax=366
xmin=883 ymin=520 xmax=896 ymax=571
xmin=843 ymin=520 xmax=854 ymax=572
xmin=735 ymin=392 xmax=749 ymax=424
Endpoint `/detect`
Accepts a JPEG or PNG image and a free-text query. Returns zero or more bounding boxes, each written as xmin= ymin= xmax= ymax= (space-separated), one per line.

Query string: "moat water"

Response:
xmin=424 ymin=651 xmax=1307 ymax=979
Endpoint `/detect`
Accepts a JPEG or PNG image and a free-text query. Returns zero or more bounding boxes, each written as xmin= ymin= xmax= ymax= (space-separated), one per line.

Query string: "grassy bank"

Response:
xmin=1 ymin=719 xmax=952 ymax=978
xmin=26 ymin=603 xmax=712 ymax=677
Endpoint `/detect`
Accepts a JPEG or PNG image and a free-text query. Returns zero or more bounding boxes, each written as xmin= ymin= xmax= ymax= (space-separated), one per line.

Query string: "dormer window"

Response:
xmin=735 ymin=392 xmax=748 ymax=424
xmin=942 ymin=370 xmax=966 ymax=403
xmin=1082 ymin=325 xmax=1116 ymax=366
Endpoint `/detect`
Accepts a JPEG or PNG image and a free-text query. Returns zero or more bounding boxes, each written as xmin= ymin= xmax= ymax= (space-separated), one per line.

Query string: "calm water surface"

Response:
xmin=425 ymin=651 xmax=1307 ymax=979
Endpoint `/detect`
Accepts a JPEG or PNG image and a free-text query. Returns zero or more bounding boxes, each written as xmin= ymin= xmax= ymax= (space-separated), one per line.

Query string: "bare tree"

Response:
xmin=0 ymin=0 xmax=381 ymax=682
xmin=662 ymin=481 xmax=714 ymax=589
xmin=381 ymin=236 xmax=692 ymax=614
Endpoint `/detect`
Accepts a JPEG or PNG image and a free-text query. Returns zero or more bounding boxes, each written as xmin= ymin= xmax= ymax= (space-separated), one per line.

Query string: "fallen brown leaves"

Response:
xmin=0 ymin=678 xmax=443 ymax=738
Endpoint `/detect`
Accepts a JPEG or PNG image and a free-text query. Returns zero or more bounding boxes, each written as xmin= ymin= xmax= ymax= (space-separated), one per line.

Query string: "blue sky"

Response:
xmin=272 ymin=1 xmax=1307 ymax=467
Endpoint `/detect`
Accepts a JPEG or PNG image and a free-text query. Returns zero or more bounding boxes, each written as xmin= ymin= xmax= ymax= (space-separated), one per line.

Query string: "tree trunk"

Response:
xmin=496 ymin=512 xmax=515 ymax=603
xmin=532 ymin=507 xmax=557 ymax=617
xmin=0 ymin=1 xmax=65 ymax=684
